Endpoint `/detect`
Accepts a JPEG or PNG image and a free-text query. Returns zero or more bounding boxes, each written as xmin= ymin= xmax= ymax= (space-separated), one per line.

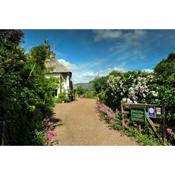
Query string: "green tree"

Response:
xmin=0 ymin=30 xmax=57 ymax=145
xmin=77 ymin=86 xmax=87 ymax=97
xmin=91 ymin=76 xmax=108 ymax=95
xmin=92 ymin=75 xmax=117 ymax=110
xmin=154 ymin=53 xmax=175 ymax=106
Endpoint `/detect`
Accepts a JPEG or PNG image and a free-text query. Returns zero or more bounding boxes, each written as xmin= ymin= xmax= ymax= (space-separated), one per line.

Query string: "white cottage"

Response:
xmin=45 ymin=52 xmax=73 ymax=97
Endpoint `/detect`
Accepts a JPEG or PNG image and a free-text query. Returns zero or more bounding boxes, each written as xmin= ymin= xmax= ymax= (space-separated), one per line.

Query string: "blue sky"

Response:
xmin=22 ymin=30 xmax=175 ymax=83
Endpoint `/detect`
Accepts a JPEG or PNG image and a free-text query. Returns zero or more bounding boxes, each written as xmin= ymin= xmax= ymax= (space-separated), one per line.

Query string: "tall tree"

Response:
xmin=0 ymin=30 xmax=57 ymax=145
xmin=154 ymin=53 xmax=175 ymax=106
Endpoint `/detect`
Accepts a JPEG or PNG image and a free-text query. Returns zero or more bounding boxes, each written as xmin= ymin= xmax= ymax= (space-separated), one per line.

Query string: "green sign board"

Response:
xmin=131 ymin=109 xmax=146 ymax=124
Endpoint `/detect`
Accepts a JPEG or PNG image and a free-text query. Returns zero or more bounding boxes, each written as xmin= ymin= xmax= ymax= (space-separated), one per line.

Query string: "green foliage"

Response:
xmin=32 ymin=130 xmax=45 ymax=145
xmin=92 ymin=71 xmax=154 ymax=110
xmin=30 ymin=45 xmax=49 ymax=70
xmin=92 ymin=75 xmax=118 ymax=110
xmin=154 ymin=53 xmax=175 ymax=106
xmin=77 ymin=86 xmax=87 ymax=97
xmin=76 ymin=85 xmax=95 ymax=99
xmin=67 ymin=89 xmax=74 ymax=101
xmin=0 ymin=30 xmax=57 ymax=145
xmin=83 ymin=91 xmax=95 ymax=98
xmin=111 ymin=113 xmax=123 ymax=131
xmin=55 ymin=92 xmax=69 ymax=103
xmin=124 ymin=125 xmax=163 ymax=145
xmin=168 ymin=134 xmax=175 ymax=145
xmin=110 ymin=114 xmax=163 ymax=145
xmin=93 ymin=53 xmax=175 ymax=145
xmin=153 ymin=53 xmax=175 ymax=122
xmin=91 ymin=76 xmax=108 ymax=95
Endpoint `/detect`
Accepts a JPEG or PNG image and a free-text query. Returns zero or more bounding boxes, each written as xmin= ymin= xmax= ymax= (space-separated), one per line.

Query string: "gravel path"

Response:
xmin=54 ymin=98 xmax=138 ymax=145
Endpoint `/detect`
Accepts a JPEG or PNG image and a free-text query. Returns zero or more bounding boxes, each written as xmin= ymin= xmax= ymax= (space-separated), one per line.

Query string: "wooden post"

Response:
xmin=146 ymin=116 xmax=160 ymax=139
xmin=138 ymin=125 xmax=142 ymax=132
xmin=121 ymin=102 xmax=125 ymax=128
xmin=162 ymin=105 xmax=166 ymax=142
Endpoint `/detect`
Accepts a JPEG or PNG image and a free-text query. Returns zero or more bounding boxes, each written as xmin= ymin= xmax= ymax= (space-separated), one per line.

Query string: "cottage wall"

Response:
xmin=45 ymin=52 xmax=72 ymax=98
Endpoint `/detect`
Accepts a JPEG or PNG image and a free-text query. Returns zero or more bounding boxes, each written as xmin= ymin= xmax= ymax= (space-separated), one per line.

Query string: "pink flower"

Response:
xmin=96 ymin=101 xmax=115 ymax=122
xmin=166 ymin=128 xmax=173 ymax=135
xmin=46 ymin=131 xmax=57 ymax=142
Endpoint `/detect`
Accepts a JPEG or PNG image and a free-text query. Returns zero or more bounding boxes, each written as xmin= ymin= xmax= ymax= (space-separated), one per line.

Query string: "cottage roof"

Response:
xmin=45 ymin=58 xmax=71 ymax=73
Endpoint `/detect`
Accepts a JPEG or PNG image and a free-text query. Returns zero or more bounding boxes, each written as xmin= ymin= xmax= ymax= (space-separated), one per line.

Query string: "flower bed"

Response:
xmin=93 ymin=53 xmax=175 ymax=145
xmin=96 ymin=101 xmax=170 ymax=145
xmin=43 ymin=116 xmax=58 ymax=145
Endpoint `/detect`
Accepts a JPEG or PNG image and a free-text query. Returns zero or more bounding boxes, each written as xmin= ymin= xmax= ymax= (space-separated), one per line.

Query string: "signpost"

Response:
xmin=156 ymin=107 xmax=161 ymax=115
xmin=131 ymin=109 xmax=146 ymax=124
xmin=121 ymin=102 xmax=166 ymax=143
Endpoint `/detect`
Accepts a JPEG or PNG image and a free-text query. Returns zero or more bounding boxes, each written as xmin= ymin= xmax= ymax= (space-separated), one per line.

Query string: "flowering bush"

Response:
xmin=107 ymin=71 xmax=158 ymax=104
xmin=96 ymin=101 xmax=117 ymax=123
xmin=45 ymin=131 xmax=57 ymax=145
xmin=92 ymin=70 xmax=159 ymax=110
xmin=43 ymin=116 xmax=58 ymax=145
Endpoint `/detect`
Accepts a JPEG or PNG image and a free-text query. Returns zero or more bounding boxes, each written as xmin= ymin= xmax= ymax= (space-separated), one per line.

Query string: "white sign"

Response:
xmin=148 ymin=107 xmax=156 ymax=118
xmin=156 ymin=107 xmax=161 ymax=115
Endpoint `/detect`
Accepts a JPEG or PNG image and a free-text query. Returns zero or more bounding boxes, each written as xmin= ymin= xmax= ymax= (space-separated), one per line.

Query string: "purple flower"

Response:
xmin=96 ymin=101 xmax=115 ymax=122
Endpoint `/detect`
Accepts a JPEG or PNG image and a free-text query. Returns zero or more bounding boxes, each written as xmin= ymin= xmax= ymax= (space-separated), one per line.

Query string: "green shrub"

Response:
xmin=0 ymin=30 xmax=57 ymax=145
xmin=67 ymin=89 xmax=74 ymax=101
xmin=83 ymin=91 xmax=95 ymax=98
xmin=110 ymin=113 xmax=163 ymax=145
xmin=77 ymin=86 xmax=87 ymax=97
xmin=32 ymin=130 xmax=45 ymax=145
xmin=91 ymin=76 xmax=108 ymax=95
xmin=92 ymin=71 xmax=155 ymax=111
xmin=55 ymin=92 xmax=69 ymax=103
xmin=153 ymin=53 xmax=175 ymax=122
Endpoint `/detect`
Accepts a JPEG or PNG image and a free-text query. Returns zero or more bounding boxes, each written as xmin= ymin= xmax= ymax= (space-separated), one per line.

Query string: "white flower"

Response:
xmin=127 ymin=98 xmax=133 ymax=103
xmin=122 ymin=98 xmax=127 ymax=102
xmin=151 ymin=91 xmax=158 ymax=97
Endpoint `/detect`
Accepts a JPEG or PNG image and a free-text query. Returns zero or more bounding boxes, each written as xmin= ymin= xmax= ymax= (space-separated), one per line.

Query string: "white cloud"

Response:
xmin=58 ymin=58 xmax=99 ymax=83
xmin=93 ymin=29 xmax=146 ymax=42
xmin=93 ymin=30 xmax=122 ymax=41
xmin=73 ymin=67 xmax=125 ymax=83
xmin=113 ymin=66 xmax=126 ymax=72
xmin=57 ymin=59 xmax=77 ymax=71
xmin=108 ymin=30 xmax=147 ymax=61
xmin=142 ymin=69 xmax=154 ymax=73
xmin=123 ymin=30 xmax=146 ymax=42
xmin=57 ymin=58 xmax=126 ymax=83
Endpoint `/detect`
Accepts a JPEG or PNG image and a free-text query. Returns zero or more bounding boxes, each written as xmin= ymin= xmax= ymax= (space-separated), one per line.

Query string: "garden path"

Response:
xmin=54 ymin=98 xmax=138 ymax=145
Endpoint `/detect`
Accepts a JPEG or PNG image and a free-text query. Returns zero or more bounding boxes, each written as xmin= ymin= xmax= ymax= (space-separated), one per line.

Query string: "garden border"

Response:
xmin=121 ymin=102 xmax=166 ymax=142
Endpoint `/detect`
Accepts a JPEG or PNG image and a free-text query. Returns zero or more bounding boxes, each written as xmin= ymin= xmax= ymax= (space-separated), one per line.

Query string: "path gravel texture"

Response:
xmin=54 ymin=98 xmax=138 ymax=145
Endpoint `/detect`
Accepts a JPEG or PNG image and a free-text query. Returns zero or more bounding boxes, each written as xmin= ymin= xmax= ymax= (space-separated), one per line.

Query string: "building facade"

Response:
xmin=45 ymin=52 xmax=73 ymax=97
